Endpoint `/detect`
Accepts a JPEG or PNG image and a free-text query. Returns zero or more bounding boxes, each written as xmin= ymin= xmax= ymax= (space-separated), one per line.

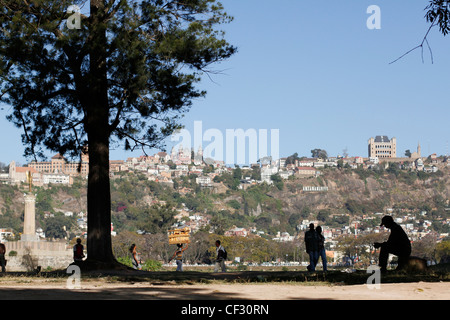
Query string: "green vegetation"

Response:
xmin=0 ymin=165 xmax=449 ymax=266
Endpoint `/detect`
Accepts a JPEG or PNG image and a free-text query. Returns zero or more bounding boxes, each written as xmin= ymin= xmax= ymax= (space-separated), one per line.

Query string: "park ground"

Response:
xmin=0 ymin=278 xmax=448 ymax=300
xmin=0 ymin=265 xmax=449 ymax=300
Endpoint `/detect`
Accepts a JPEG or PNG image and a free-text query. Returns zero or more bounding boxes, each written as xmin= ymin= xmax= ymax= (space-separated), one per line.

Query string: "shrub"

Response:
xmin=8 ymin=250 xmax=17 ymax=257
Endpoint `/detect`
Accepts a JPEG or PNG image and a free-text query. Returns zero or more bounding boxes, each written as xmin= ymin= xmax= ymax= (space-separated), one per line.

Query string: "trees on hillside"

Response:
xmin=311 ymin=149 xmax=328 ymax=159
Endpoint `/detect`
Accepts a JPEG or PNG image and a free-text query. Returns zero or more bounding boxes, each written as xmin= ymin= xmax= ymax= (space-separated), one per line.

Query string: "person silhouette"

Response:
xmin=0 ymin=242 xmax=6 ymax=273
xmin=315 ymin=226 xmax=327 ymax=272
xmin=374 ymin=216 xmax=411 ymax=273
xmin=304 ymin=223 xmax=319 ymax=272
xmin=129 ymin=244 xmax=142 ymax=270
xmin=214 ymin=240 xmax=227 ymax=273
xmin=73 ymin=238 xmax=85 ymax=264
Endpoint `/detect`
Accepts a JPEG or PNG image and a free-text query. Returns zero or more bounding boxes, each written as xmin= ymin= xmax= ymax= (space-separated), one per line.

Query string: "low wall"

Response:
xmin=4 ymin=240 xmax=73 ymax=271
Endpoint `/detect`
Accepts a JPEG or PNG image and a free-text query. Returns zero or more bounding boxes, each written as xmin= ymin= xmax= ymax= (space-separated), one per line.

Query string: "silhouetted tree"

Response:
xmin=0 ymin=0 xmax=235 ymax=267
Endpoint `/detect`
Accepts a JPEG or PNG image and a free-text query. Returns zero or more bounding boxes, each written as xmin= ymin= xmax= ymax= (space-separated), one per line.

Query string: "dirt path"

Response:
xmin=0 ymin=280 xmax=448 ymax=300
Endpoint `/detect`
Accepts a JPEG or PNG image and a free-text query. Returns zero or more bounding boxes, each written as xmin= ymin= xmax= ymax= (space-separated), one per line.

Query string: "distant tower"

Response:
xmin=22 ymin=191 xmax=38 ymax=242
xmin=417 ymin=142 xmax=421 ymax=158
xmin=8 ymin=160 xmax=16 ymax=182
xmin=21 ymin=171 xmax=38 ymax=241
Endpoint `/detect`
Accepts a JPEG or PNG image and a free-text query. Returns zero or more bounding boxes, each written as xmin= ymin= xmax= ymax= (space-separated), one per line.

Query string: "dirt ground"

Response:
xmin=0 ymin=278 xmax=448 ymax=300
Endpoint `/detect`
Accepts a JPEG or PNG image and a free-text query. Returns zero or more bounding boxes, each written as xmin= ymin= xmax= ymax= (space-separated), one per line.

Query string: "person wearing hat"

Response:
xmin=374 ymin=216 xmax=411 ymax=273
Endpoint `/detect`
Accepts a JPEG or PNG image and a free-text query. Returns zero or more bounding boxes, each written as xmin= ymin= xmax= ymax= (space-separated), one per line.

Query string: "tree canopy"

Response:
xmin=0 ymin=0 xmax=236 ymax=157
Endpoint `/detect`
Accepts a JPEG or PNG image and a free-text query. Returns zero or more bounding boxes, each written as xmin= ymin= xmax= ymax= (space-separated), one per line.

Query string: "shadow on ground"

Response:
xmin=0 ymin=264 xmax=448 ymax=300
xmin=0 ymin=285 xmax=246 ymax=300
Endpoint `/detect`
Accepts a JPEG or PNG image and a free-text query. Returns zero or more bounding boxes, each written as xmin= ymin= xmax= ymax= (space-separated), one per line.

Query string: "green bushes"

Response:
xmin=116 ymin=256 xmax=163 ymax=271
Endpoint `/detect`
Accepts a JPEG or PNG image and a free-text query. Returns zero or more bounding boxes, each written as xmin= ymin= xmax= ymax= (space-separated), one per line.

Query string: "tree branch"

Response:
xmin=389 ymin=21 xmax=437 ymax=64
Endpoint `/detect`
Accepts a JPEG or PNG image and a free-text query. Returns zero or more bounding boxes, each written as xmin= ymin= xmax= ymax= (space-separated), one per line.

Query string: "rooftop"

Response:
xmin=374 ymin=136 xmax=390 ymax=143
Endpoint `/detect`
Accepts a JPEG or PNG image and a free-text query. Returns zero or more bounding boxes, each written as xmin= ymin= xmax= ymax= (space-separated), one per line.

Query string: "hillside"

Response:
xmin=0 ymin=166 xmax=449 ymax=239
xmin=274 ymin=167 xmax=449 ymax=219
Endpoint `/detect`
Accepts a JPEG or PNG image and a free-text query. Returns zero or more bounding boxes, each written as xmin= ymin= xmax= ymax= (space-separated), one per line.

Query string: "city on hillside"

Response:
xmin=0 ymin=135 xmax=449 ymax=266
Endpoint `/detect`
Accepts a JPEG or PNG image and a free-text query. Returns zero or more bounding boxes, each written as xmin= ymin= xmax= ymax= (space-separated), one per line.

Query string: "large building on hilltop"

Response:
xmin=368 ymin=136 xmax=397 ymax=159
xmin=28 ymin=152 xmax=89 ymax=177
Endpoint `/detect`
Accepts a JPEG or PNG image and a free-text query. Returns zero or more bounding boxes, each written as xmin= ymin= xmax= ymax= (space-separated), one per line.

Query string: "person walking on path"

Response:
xmin=0 ymin=242 xmax=6 ymax=273
xmin=305 ymin=223 xmax=319 ymax=272
xmin=315 ymin=226 xmax=327 ymax=272
xmin=129 ymin=244 xmax=142 ymax=270
xmin=214 ymin=240 xmax=227 ymax=273
xmin=169 ymin=243 xmax=189 ymax=272
xmin=374 ymin=215 xmax=411 ymax=273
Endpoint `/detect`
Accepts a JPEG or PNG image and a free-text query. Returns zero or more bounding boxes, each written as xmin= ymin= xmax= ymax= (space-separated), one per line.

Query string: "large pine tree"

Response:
xmin=0 ymin=0 xmax=235 ymax=268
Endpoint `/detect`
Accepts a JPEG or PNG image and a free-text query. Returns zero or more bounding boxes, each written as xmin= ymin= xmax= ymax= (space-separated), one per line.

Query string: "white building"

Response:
xmin=261 ymin=165 xmax=278 ymax=184
xmin=43 ymin=173 xmax=72 ymax=184
xmin=196 ymin=176 xmax=212 ymax=187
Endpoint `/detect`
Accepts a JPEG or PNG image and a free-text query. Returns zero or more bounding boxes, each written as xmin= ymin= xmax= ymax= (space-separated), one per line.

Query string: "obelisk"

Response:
xmin=21 ymin=171 xmax=38 ymax=242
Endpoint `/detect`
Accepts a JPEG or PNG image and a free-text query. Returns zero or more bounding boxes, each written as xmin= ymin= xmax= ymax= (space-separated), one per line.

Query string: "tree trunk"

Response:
xmin=83 ymin=0 xmax=117 ymax=267
xmin=86 ymin=131 xmax=115 ymax=264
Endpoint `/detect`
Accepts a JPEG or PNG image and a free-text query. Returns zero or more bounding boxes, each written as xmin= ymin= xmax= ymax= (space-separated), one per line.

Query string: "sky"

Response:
xmin=1 ymin=0 xmax=449 ymax=166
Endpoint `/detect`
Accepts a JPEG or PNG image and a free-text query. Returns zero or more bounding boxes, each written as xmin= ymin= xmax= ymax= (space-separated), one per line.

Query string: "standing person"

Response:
xmin=315 ymin=226 xmax=327 ymax=272
xmin=0 ymin=242 xmax=6 ymax=273
xmin=73 ymin=238 xmax=85 ymax=264
xmin=304 ymin=223 xmax=319 ymax=272
xmin=374 ymin=215 xmax=411 ymax=273
xmin=169 ymin=243 xmax=189 ymax=272
xmin=214 ymin=240 xmax=227 ymax=273
xmin=129 ymin=244 xmax=142 ymax=270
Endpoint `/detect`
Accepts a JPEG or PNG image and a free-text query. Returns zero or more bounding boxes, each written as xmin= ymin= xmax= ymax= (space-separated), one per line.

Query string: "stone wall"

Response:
xmin=5 ymin=240 xmax=73 ymax=271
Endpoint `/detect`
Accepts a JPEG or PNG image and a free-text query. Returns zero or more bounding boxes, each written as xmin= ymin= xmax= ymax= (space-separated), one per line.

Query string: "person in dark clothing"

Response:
xmin=73 ymin=238 xmax=85 ymax=264
xmin=0 ymin=242 xmax=6 ymax=273
xmin=315 ymin=226 xmax=327 ymax=272
xmin=214 ymin=240 xmax=227 ymax=272
xmin=374 ymin=216 xmax=411 ymax=272
xmin=304 ymin=223 xmax=319 ymax=272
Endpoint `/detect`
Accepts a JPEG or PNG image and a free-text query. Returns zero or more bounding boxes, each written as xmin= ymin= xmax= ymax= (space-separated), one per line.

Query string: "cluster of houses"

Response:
xmin=1 ymin=141 xmax=448 ymax=250
xmin=1 ymin=138 xmax=448 ymax=188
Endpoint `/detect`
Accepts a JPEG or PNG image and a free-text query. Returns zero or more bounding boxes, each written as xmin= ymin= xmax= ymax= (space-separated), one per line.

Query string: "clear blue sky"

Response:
xmin=1 ymin=0 xmax=449 ymax=165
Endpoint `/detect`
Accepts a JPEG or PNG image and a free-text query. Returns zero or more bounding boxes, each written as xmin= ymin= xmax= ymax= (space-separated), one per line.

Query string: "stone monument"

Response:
xmin=6 ymin=170 xmax=73 ymax=271
xmin=21 ymin=171 xmax=39 ymax=241
xmin=21 ymin=172 xmax=39 ymax=241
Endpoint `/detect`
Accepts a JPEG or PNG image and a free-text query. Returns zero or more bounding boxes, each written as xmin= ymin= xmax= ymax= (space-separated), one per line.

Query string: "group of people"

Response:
xmin=304 ymin=223 xmax=327 ymax=272
xmin=2 ymin=215 xmax=412 ymax=274
xmin=167 ymin=240 xmax=227 ymax=273
xmin=130 ymin=239 xmax=227 ymax=273
xmin=304 ymin=216 xmax=412 ymax=273
xmin=73 ymin=238 xmax=227 ymax=272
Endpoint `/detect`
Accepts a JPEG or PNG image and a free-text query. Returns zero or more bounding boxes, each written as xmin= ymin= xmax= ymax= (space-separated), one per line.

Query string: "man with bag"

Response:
xmin=214 ymin=240 xmax=227 ymax=273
